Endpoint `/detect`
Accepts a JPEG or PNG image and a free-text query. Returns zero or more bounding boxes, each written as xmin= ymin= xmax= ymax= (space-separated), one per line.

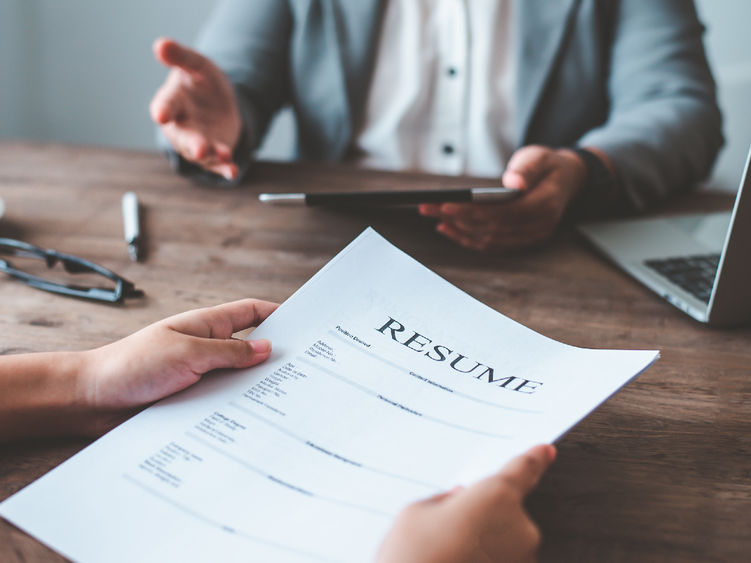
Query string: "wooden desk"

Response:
xmin=1 ymin=143 xmax=749 ymax=562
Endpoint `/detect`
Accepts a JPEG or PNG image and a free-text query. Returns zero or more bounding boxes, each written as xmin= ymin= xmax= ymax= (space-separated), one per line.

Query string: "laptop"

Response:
xmin=578 ymin=147 xmax=751 ymax=327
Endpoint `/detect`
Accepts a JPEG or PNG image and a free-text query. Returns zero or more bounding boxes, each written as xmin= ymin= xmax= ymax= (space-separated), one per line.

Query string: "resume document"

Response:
xmin=0 ymin=228 xmax=658 ymax=562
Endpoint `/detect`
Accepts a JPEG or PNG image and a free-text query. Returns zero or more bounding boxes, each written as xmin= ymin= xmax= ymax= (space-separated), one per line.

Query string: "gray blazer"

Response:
xmin=189 ymin=0 xmax=722 ymax=212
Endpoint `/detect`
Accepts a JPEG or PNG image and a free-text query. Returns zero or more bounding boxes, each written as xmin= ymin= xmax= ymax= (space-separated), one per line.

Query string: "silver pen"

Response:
xmin=122 ymin=191 xmax=141 ymax=261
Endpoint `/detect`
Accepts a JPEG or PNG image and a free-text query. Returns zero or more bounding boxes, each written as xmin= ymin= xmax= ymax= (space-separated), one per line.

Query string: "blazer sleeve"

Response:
xmin=158 ymin=0 xmax=293 ymax=184
xmin=576 ymin=0 xmax=723 ymax=211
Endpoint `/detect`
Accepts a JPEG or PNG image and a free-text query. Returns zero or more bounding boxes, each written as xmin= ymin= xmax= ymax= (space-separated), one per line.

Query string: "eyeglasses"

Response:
xmin=0 ymin=238 xmax=144 ymax=303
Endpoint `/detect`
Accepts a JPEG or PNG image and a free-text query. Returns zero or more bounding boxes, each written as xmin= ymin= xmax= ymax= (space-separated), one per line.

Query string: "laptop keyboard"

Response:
xmin=644 ymin=253 xmax=720 ymax=304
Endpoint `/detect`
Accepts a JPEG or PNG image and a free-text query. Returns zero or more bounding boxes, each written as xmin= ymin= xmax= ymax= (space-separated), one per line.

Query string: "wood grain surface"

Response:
xmin=0 ymin=142 xmax=749 ymax=562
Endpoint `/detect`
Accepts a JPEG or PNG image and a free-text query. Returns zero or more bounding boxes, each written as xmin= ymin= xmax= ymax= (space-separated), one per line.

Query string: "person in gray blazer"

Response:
xmin=151 ymin=0 xmax=722 ymax=251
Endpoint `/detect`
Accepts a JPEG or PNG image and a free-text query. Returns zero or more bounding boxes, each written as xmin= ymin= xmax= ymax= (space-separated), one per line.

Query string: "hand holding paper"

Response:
xmin=378 ymin=444 xmax=556 ymax=563
xmin=0 ymin=229 xmax=657 ymax=562
xmin=0 ymin=294 xmax=554 ymax=563
xmin=0 ymin=299 xmax=276 ymax=442
xmin=83 ymin=299 xmax=276 ymax=432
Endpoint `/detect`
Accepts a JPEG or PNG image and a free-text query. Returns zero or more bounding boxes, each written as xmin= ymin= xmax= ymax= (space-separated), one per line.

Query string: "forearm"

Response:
xmin=577 ymin=0 xmax=723 ymax=211
xmin=577 ymin=98 xmax=722 ymax=210
xmin=197 ymin=0 xmax=293 ymax=171
xmin=0 ymin=351 xmax=96 ymax=442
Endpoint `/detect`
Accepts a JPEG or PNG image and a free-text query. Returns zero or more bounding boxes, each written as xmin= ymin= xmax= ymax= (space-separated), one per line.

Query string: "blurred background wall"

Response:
xmin=0 ymin=0 xmax=749 ymax=190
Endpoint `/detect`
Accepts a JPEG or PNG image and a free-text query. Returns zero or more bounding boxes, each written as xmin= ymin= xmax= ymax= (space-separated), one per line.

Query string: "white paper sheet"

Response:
xmin=0 ymin=228 xmax=658 ymax=562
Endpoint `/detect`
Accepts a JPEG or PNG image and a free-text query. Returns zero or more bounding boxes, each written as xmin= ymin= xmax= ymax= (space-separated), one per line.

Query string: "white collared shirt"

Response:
xmin=354 ymin=0 xmax=516 ymax=178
